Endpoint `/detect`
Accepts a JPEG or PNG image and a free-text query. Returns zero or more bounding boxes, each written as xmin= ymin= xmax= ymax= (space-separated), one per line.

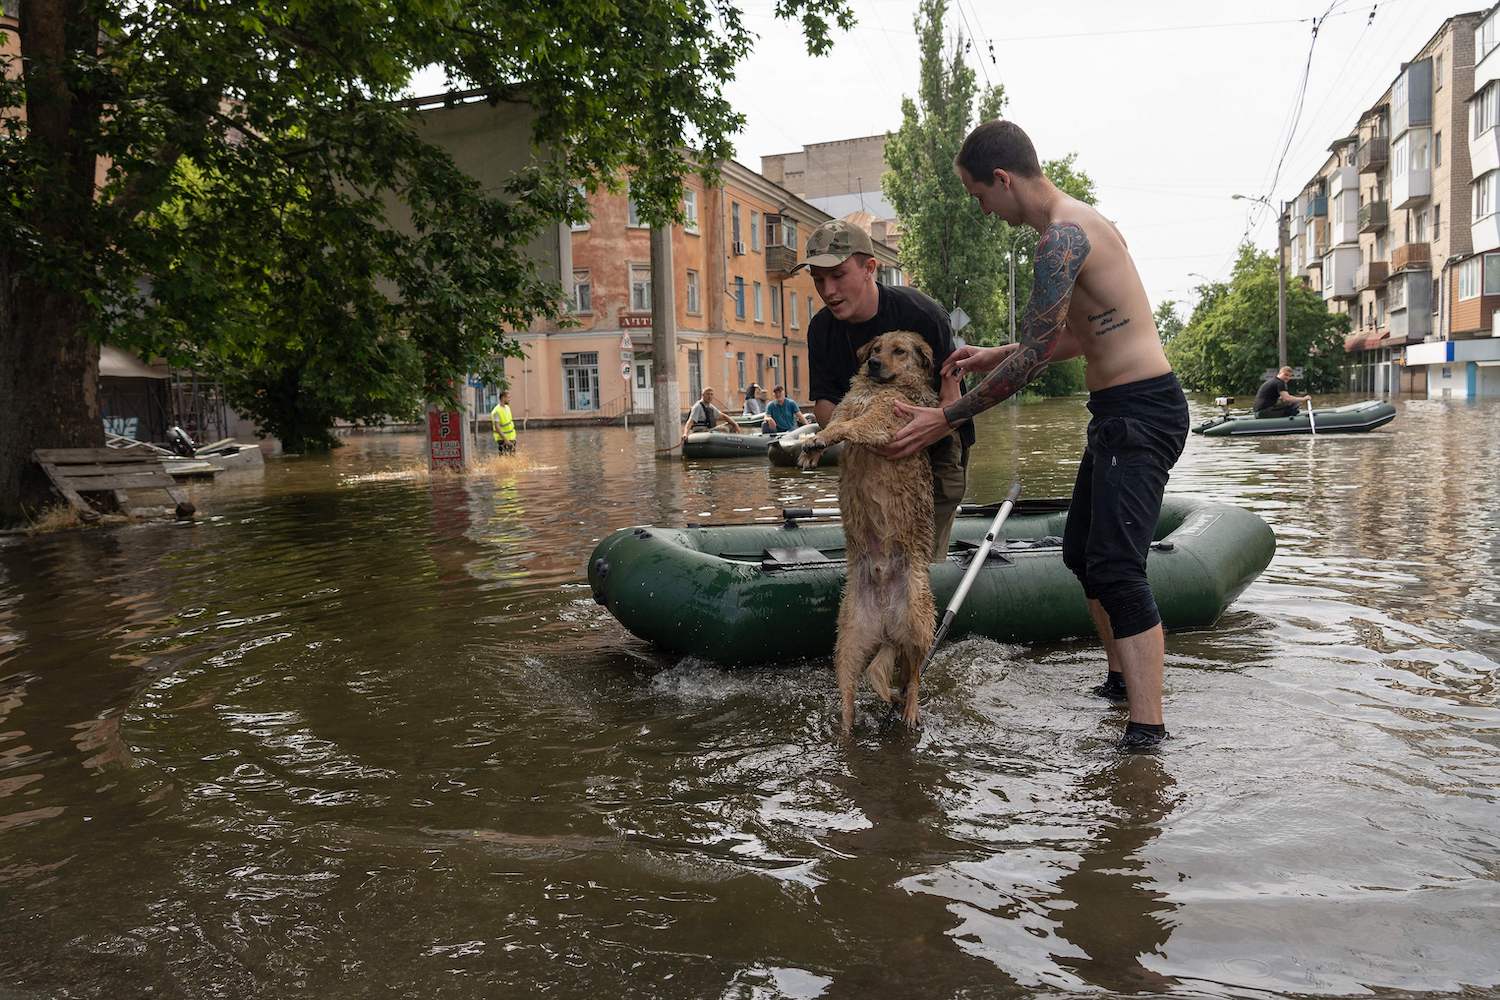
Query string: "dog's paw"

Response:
xmin=796 ymin=438 xmax=827 ymax=469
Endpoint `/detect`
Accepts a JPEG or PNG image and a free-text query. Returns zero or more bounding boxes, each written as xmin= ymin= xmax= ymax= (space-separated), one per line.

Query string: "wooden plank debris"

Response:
xmin=32 ymin=448 xmax=196 ymax=522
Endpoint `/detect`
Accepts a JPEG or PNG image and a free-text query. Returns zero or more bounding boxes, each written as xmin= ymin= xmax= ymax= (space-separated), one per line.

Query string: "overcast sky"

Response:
xmin=722 ymin=0 xmax=1485 ymax=314
xmin=408 ymin=0 xmax=1483 ymax=315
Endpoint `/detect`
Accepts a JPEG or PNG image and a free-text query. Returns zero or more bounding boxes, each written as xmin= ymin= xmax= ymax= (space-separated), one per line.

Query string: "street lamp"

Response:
xmin=1233 ymin=193 xmax=1289 ymax=368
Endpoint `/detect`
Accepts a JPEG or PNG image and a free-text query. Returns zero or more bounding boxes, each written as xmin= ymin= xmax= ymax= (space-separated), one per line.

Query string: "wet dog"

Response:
xmin=798 ymin=331 xmax=938 ymax=734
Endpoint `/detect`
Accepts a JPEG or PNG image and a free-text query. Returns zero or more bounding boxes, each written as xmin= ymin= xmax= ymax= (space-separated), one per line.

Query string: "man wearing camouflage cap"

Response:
xmin=793 ymin=219 xmax=973 ymax=558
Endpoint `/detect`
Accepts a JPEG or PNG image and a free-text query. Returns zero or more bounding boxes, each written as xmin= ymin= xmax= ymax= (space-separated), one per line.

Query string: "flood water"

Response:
xmin=2 ymin=394 xmax=1497 ymax=999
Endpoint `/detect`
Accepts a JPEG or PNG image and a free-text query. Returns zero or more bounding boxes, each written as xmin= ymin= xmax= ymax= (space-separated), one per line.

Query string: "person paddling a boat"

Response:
xmin=1253 ymin=366 xmax=1311 ymax=418
xmin=680 ymin=387 xmax=740 ymax=444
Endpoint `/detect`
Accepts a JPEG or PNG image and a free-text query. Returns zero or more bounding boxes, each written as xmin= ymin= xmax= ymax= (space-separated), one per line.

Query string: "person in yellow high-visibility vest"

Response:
xmin=490 ymin=389 xmax=517 ymax=454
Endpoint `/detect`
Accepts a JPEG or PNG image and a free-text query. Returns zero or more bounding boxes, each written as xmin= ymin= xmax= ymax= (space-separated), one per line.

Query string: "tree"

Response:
xmin=883 ymin=0 xmax=1006 ymax=342
xmin=1154 ymin=299 xmax=1185 ymax=346
xmin=0 ymin=0 xmax=855 ymax=522
xmin=883 ymin=0 xmax=1096 ymax=398
xmin=1166 ymin=244 xmax=1347 ymax=394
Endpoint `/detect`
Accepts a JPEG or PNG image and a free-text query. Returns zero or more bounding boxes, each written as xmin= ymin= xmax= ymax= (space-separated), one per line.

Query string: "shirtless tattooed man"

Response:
xmin=886 ymin=120 xmax=1189 ymax=750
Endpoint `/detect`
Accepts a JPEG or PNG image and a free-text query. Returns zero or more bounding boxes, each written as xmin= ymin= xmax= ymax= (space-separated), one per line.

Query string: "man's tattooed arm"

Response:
xmin=943 ymin=222 xmax=1090 ymax=424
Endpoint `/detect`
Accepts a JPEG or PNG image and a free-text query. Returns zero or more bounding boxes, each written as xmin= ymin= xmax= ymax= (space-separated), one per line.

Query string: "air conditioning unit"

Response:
xmin=1492 ymin=309 xmax=1500 ymax=337
xmin=766 ymin=356 xmax=778 ymax=368
xmin=732 ymin=241 xmax=746 ymax=256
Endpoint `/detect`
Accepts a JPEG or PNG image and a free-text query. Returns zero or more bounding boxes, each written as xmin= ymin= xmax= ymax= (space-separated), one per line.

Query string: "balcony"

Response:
xmin=1321 ymin=245 xmax=1359 ymax=301
xmin=1305 ymin=195 xmax=1328 ymax=219
xmin=1391 ymin=242 xmax=1431 ymax=273
xmin=1358 ymin=201 xmax=1388 ymax=233
xmin=1393 ymin=165 xmax=1432 ymax=208
xmin=1357 ymin=262 xmax=1389 ymax=290
xmin=1357 ymin=136 xmax=1389 ymax=174
xmin=764 ymin=244 xmax=798 ymax=277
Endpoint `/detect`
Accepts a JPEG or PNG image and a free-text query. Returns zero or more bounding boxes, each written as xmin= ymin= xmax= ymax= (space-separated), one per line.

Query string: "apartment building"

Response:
xmin=1407 ymin=2 xmax=1500 ymax=397
xmin=401 ymin=94 xmax=904 ymax=425
xmin=1291 ymin=11 xmax=1485 ymax=396
xmin=762 ymin=135 xmax=904 ymax=250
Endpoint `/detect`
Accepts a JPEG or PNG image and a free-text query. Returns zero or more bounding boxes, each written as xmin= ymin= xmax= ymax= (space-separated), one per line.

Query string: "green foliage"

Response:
xmin=1154 ymin=299 xmax=1185 ymax=346
xmin=1166 ymin=245 xmax=1348 ymax=394
xmin=883 ymin=0 xmax=1007 ymax=340
xmin=0 ymin=0 xmax=855 ymax=453
xmin=1026 ymin=356 xmax=1087 ymax=397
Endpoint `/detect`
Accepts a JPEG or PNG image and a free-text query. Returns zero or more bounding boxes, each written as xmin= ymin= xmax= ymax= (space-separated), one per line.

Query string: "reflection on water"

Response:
xmin=1 ymin=396 xmax=1498 ymax=998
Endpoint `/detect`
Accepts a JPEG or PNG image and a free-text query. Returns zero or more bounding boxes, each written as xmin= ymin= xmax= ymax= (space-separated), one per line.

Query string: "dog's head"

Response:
xmin=855 ymin=331 xmax=934 ymax=390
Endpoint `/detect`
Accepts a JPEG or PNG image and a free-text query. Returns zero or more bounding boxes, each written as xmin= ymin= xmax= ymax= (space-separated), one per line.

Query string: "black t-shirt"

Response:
xmin=1254 ymin=377 xmax=1287 ymax=412
xmin=807 ymin=283 xmax=976 ymax=448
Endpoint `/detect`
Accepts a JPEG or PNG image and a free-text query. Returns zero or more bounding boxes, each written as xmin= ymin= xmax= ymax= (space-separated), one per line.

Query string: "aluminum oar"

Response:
xmin=915 ymin=480 xmax=1022 ymax=677
xmin=1307 ymin=398 xmax=1317 ymax=436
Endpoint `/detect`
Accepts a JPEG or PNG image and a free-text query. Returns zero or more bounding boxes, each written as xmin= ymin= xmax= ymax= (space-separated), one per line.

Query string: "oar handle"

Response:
xmin=944 ymin=480 xmax=1022 ymax=618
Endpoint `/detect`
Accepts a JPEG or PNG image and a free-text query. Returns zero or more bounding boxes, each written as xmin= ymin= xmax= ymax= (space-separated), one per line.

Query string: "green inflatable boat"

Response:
xmin=587 ymin=496 xmax=1275 ymax=665
xmin=681 ymin=429 xmax=779 ymax=459
xmin=1194 ymin=399 xmax=1396 ymax=437
xmin=766 ymin=423 xmax=843 ymax=467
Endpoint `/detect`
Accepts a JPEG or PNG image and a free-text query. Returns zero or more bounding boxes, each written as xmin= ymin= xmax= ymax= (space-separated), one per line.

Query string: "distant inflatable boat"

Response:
xmin=766 ymin=423 xmax=843 ymax=467
xmin=1194 ymin=399 xmax=1396 ymax=437
xmin=587 ymin=496 xmax=1276 ymax=666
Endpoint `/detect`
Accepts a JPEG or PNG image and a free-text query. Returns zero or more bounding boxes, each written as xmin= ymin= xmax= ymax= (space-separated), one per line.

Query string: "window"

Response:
xmin=1436 ymin=53 xmax=1444 ymax=89
xmin=686 ymin=269 xmax=700 ymax=314
xmin=734 ymin=276 xmax=746 ymax=319
xmin=562 ymin=352 xmax=600 ymax=411
xmin=627 ymin=184 xmax=647 ymax=228
xmin=1460 ymin=258 xmax=1479 ymax=300
xmin=753 ymin=281 xmax=763 ymax=322
xmin=1434 ymin=204 xmax=1441 ymax=240
xmin=1433 ymin=278 xmax=1440 ymax=314
xmin=1481 ymin=16 xmax=1500 ymax=64
xmin=570 ymin=183 xmax=590 ymax=231
xmin=684 ymin=189 xmax=699 ymax=233
xmin=630 ymin=263 xmax=651 ymax=312
xmin=807 ymin=295 xmax=814 ymax=323
xmin=1393 ymin=134 xmax=1408 ymax=178
xmin=1476 ymin=171 xmax=1498 ymax=220
xmin=731 ymin=202 xmax=742 ymax=246
xmin=1389 ymin=276 xmax=1405 ymax=309
xmin=573 ymin=269 xmax=592 ymax=313
xmin=750 ymin=211 xmax=761 ymax=251
xmin=1475 ymin=84 xmax=1500 ymax=136
xmin=1486 ymin=252 xmax=1500 ymax=294
xmin=792 ymin=354 xmax=800 ymax=390
xmin=1415 ymin=210 xmax=1428 ymax=243
xmin=789 ymin=292 xmax=800 ymax=329
xmin=1435 ymin=131 xmax=1442 ymax=168
xmin=785 ymin=219 xmax=798 ymax=253
xmin=736 ymin=352 xmax=746 ymax=388
xmin=755 ymin=353 xmax=764 ymax=386
xmin=770 ymin=287 xmax=781 ymax=326
xmin=764 ymin=213 xmax=783 ymax=247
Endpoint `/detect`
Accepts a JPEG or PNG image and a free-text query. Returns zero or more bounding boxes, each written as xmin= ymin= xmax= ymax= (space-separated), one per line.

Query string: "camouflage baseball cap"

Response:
xmin=791 ymin=220 xmax=875 ymax=271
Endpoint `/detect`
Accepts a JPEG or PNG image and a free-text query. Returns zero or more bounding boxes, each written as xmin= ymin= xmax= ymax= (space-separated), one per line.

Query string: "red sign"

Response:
xmin=620 ymin=315 xmax=652 ymax=329
xmin=427 ymin=409 xmax=465 ymax=470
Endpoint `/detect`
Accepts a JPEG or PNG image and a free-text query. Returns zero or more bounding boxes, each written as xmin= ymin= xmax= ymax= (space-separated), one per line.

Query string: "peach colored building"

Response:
xmin=489 ymin=159 xmax=903 ymax=426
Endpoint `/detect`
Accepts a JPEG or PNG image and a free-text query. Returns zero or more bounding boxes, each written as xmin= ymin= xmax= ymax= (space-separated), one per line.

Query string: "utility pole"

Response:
xmin=1276 ymin=204 xmax=1289 ymax=368
xmin=1233 ymin=193 xmax=1288 ymax=368
xmin=650 ymin=225 xmax=679 ymax=457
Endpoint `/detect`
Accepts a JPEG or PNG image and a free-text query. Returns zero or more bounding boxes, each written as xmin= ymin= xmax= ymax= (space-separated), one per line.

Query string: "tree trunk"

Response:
xmin=0 ymin=0 xmax=106 ymax=526
xmin=0 ymin=262 xmax=103 ymax=525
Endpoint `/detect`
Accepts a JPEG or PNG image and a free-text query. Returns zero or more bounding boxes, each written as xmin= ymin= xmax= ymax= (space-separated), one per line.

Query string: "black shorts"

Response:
xmin=1061 ymin=372 xmax=1189 ymax=639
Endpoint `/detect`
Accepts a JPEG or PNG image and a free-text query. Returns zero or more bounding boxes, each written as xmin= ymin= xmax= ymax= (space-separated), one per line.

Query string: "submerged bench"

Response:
xmin=32 ymin=448 xmax=196 ymax=522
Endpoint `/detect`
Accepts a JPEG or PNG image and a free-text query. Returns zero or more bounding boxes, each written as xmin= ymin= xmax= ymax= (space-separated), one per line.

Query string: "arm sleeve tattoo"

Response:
xmin=944 ymin=222 xmax=1090 ymax=424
